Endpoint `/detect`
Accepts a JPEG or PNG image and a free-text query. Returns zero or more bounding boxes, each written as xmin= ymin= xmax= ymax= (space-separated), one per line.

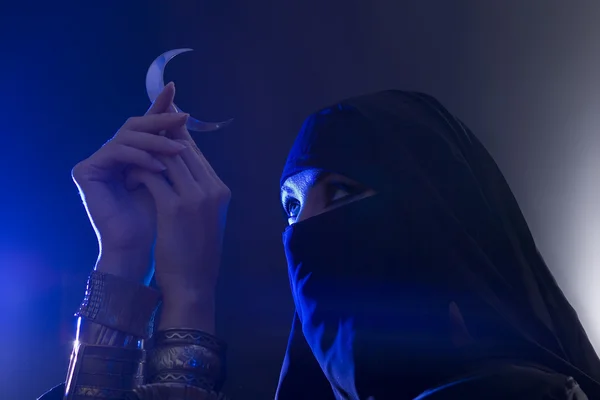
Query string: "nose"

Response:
xmin=295 ymin=203 xmax=313 ymax=223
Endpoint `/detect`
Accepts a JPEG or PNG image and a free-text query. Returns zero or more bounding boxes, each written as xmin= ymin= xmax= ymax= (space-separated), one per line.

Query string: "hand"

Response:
xmin=71 ymin=82 xmax=189 ymax=283
xmin=129 ymin=102 xmax=231 ymax=332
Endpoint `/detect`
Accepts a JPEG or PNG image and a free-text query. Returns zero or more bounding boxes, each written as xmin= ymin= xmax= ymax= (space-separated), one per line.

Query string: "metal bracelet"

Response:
xmin=152 ymin=329 xmax=226 ymax=353
xmin=65 ymin=343 xmax=145 ymax=400
xmin=76 ymin=271 xmax=161 ymax=339
xmin=147 ymin=329 xmax=227 ymax=392
xmin=147 ymin=344 xmax=224 ymax=391
xmin=79 ymin=319 xmax=141 ymax=349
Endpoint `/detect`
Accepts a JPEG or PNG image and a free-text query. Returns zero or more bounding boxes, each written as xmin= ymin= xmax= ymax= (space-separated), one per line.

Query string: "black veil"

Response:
xmin=276 ymin=91 xmax=600 ymax=399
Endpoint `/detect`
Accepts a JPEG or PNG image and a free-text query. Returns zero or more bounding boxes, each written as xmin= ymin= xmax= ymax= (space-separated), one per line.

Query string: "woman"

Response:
xmin=40 ymin=83 xmax=600 ymax=399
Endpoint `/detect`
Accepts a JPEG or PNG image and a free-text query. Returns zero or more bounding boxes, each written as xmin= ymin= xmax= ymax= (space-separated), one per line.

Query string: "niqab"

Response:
xmin=275 ymin=91 xmax=600 ymax=399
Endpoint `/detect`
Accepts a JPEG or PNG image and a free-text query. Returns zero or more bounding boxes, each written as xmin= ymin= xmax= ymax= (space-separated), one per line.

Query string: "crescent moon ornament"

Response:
xmin=145 ymin=48 xmax=232 ymax=132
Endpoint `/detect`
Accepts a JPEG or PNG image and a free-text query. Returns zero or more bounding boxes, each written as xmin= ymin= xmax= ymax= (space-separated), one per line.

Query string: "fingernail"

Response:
xmin=166 ymin=81 xmax=175 ymax=89
xmin=171 ymin=141 xmax=186 ymax=151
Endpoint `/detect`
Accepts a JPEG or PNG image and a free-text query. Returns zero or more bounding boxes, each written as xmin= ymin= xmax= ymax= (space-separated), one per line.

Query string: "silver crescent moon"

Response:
xmin=145 ymin=48 xmax=232 ymax=132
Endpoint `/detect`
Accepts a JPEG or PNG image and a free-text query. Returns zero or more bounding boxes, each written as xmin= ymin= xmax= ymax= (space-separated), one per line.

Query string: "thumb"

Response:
xmin=124 ymin=167 xmax=143 ymax=191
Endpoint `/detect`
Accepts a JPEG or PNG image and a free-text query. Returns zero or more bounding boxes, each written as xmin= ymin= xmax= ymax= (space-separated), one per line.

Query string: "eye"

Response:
xmin=284 ymin=198 xmax=301 ymax=219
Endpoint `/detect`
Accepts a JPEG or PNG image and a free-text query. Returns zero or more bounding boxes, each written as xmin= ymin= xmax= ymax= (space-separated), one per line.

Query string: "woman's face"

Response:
xmin=280 ymin=168 xmax=376 ymax=225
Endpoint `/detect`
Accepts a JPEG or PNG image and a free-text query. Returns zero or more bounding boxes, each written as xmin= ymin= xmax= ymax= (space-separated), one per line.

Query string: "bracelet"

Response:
xmin=147 ymin=345 xmax=223 ymax=389
xmin=79 ymin=320 xmax=141 ymax=349
xmin=147 ymin=329 xmax=227 ymax=392
xmin=64 ymin=343 xmax=144 ymax=400
xmin=76 ymin=271 xmax=161 ymax=339
xmin=152 ymin=329 xmax=226 ymax=353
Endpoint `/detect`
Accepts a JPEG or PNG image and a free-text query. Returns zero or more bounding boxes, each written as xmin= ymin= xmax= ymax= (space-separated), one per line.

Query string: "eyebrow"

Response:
xmin=280 ymin=185 xmax=294 ymax=195
xmin=280 ymin=171 xmax=332 ymax=202
xmin=280 ymin=184 xmax=293 ymax=197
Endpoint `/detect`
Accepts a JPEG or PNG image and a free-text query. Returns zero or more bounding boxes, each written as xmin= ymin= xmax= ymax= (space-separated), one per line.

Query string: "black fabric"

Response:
xmin=275 ymin=91 xmax=600 ymax=399
xmin=416 ymin=362 xmax=590 ymax=399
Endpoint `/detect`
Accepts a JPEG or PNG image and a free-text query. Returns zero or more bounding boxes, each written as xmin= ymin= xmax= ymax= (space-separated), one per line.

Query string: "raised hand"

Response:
xmin=128 ymin=96 xmax=231 ymax=333
xmin=72 ymin=83 xmax=189 ymax=284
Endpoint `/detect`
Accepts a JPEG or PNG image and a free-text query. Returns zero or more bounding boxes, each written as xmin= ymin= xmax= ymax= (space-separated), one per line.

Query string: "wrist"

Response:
xmin=158 ymin=292 xmax=216 ymax=334
xmin=95 ymin=249 xmax=153 ymax=285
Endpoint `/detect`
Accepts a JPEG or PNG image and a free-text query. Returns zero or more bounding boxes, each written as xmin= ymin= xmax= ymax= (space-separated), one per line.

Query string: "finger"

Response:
xmin=175 ymin=139 xmax=221 ymax=183
xmin=156 ymin=154 xmax=196 ymax=196
xmin=128 ymin=168 xmax=177 ymax=209
xmin=146 ymin=82 xmax=176 ymax=115
xmin=162 ymin=106 xmax=221 ymax=184
xmin=165 ymin=104 xmax=195 ymax=142
xmin=113 ymin=130 xmax=186 ymax=155
xmin=93 ymin=144 xmax=167 ymax=172
xmin=122 ymin=113 xmax=189 ymax=133
xmin=175 ymin=140 xmax=216 ymax=183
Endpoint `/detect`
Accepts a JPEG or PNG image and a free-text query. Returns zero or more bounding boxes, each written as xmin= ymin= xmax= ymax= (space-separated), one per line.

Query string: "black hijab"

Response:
xmin=274 ymin=91 xmax=600 ymax=399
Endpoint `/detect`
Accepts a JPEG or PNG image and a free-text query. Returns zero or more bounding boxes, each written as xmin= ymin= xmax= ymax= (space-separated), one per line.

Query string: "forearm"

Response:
xmin=158 ymin=292 xmax=216 ymax=334
xmin=64 ymin=271 xmax=161 ymax=400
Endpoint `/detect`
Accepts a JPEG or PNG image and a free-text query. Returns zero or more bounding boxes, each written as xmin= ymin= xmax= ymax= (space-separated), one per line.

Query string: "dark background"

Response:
xmin=1 ymin=1 xmax=600 ymax=398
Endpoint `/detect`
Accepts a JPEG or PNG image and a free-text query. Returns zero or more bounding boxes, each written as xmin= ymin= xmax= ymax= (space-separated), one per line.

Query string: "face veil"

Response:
xmin=275 ymin=91 xmax=600 ymax=399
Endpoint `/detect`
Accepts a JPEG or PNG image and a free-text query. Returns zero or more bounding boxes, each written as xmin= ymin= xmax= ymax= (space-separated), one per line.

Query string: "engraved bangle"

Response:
xmin=147 ymin=344 xmax=224 ymax=390
xmin=147 ymin=329 xmax=227 ymax=391
xmin=151 ymin=329 xmax=226 ymax=354
xmin=75 ymin=271 xmax=161 ymax=339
